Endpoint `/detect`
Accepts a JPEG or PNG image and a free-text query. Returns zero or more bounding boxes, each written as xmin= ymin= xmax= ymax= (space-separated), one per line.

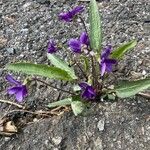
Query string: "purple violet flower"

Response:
xmin=68 ymin=32 xmax=89 ymax=53
xmin=59 ymin=6 xmax=84 ymax=22
xmin=47 ymin=39 xmax=57 ymax=53
xmin=100 ymin=45 xmax=117 ymax=76
xmin=6 ymin=74 xmax=28 ymax=102
xmin=79 ymin=82 xmax=96 ymax=100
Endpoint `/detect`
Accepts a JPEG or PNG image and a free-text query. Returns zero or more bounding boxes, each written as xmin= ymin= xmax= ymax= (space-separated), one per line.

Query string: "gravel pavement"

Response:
xmin=0 ymin=0 xmax=150 ymax=149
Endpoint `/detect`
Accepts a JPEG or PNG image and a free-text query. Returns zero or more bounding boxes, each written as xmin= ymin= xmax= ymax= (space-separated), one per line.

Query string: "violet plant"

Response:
xmin=6 ymin=0 xmax=150 ymax=116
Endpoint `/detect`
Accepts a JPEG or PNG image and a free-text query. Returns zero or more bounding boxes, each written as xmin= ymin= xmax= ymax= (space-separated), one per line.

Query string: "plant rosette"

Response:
xmin=5 ymin=0 xmax=150 ymax=116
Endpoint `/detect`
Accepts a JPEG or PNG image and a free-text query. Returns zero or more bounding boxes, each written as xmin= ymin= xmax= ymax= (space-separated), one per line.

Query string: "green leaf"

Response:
xmin=47 ymin=98 xmax=72 ymax=108
xmin=6 ymin=63 xmax=74 ymax=81
xmin=115 ymin=78 xmax=150 ymax=98
xmin=107 ymin=94 xmax=116 ymax=101
xmin=71 ymin=101 xmax=86 ymax=116
xmin=89 ymin=0 xmax=102 ymax=53
xmin=47 ymin=54 xmax=77 ymax=80
xmin=111 ymin=40 xmax=137 ymax=59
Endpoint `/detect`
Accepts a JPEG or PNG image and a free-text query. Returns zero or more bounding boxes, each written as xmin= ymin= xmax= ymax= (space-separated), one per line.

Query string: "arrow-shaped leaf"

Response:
xmin=47 ymin=98 xmax=72 ymax=108
xmin=89 ymin=0 xmax=102 ymax=53
xmin=6 ymin=63 xmax=74 ymax=81
xmin=111 ymin=40 xmax=137 ymax=59
xmin=115 ymin=78 xmax=150 ymax=98
xmin=47 ymin=53 xmax=77 ymax=80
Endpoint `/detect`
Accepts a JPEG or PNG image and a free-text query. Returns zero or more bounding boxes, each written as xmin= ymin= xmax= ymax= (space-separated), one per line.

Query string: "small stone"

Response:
xmin=23 ymin=2 xmax=32 ymax=8
xmin=20 ymin=28 xmax=29 ymax=35
xmin=33 ymin=118 xmax=38 ymax=122
xmin=44 ymin=140 xmax=49 ymax=145
xmin=5 ymin=137 xmax=11 ymax=141
xmin=20 ymin=54 xmax=24 ymax=57
xmin=53 ymin=148 xmax=59 ymax=150
xmin=6 ymin=48 xmax=15 ymax=54
xmin=142 ymin=70 xmax=146 ymax=75
xmin=97 ymin=118 xmax=105 ymax=131
xmin=52 ymin=136 xmax=62 ymax=145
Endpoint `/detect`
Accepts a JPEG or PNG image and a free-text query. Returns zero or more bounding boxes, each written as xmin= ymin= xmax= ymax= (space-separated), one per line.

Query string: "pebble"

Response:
xmin=97 ymin=118 xmax=105 ymax=131
xmin=6 ymin=47 xmax=15 ymax=54
xmin=53 ymin=148 xmax=59 ymax=150
xmin=23 ymin=2 xmax=32 ymax=9
xmin=33 ymin=118 xmax=38 ymax=122
xmin=52 ymin=136 xmax=62 ymax=145
xmin=4 ymin=137 xmax=11 ymax=142
xmin=142 ymin=70 xmax=146 ymax=76
xmin=20 ymin=28 xmax=29 ymax=35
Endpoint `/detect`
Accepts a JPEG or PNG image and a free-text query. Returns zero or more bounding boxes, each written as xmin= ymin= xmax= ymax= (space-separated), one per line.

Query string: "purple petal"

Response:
xmin=105 ymin=59 xmax=117 ymax=72
xmin=82 ymin=90 xmax=90 ymax=99
xmin=6 ymin=74 xmax=21 ymax=85
xmin=106 ymin=64 xmax=113 ymax=72
xmin=15 ymin=90 xmax=24 ymax=102
xmin=59 ymin=6 xmax=84 ymax=22
xmin=71 ymin=6 xmax=84 ymax=16
xmin=22 ymin=85 xmax=28 ymax=97
xmin=59 ymin=12 xmax=73 ymax=22
xmin=79 ymin=82 xmax=96 ymax=100
xmin=79 ymin=82 xmax=88 ymax=90
xmin=47 ymin=39 xmax=57 ymax=53
xmin=80 ymin=32 xmax=89 ymax=46
xmin=101 ymin=62 xmax=106 ymax=76
xmin=68 ymin=39 xmax=81 ymax=53
xmin=16 ymin=86 xmax=27 ymax=102
xmin=101 ymin=45 xmax=112 ymax=59
xmin=82 ymin=86 xmax=96 ymax=99
xmin=87 ymin=86 xmax=96 ymax=97
xmin=7 ymin=85 xmax=27 ymax=102
xmin=7 ymin=87 xmax=21 ymax=95
xmin=105 ymin=59 xmax=117 ymax=64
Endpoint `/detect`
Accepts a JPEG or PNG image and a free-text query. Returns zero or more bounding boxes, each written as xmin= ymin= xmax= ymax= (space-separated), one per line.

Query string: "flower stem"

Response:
xmin=79 ymin=17 xmax=98 ymax=87
xmin=79 ymin=17 xmax=98 ymax=86
xmin=91 ymin=56 xmax=96 ymax=86
xmin=33 ymin=78 xmax=75 ymax=95
xmin=75 ymin=61 xmax=88 ymax=80
xmin=79 ymin=17 xmax=88 ymax=34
